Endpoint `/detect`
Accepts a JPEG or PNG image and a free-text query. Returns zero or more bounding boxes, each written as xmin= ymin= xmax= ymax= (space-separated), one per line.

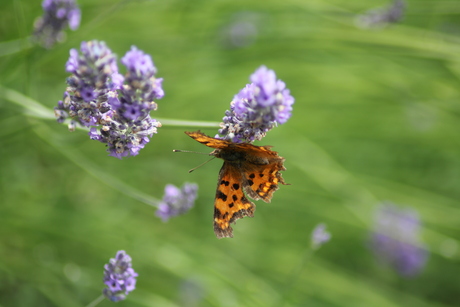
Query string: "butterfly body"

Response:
xmin=185 ymin=131 xmax=287 ymax=238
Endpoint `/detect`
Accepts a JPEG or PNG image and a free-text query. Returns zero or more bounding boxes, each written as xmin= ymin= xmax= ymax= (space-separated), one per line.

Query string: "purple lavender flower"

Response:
xmin=356 ymin=0 xmax=406 ymax=29
xmin=370 ymin=203 xmax=429 ymax=277
xmin=156 ymin=183 xmax=198 ymax=222
xmin=121 ymin=47 xmax=157 ymax=85
xmin=103 ymin=250 xmax=138 ymax=302
xmin=218 ymin=66 xmax=294 ymax=143
xmin=33 ymin=0 xmax=81 ymax=49
xmin=98 ymin=115 xmax=162 ymax=159
xmin=55 ymin=41 xmax=165 ymax=159
xmin=311 ymin=223 xmax=331 ymax=250
xmin=54 ymin=41 xmax=118 ymax=128
xmin=112 ymin=46 xmax=164 ymax=123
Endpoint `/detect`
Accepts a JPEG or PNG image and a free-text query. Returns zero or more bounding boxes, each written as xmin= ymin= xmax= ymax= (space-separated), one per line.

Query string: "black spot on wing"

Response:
xmin=214 ymin=207 xmax=222 ymax=217
xmin=216 ymin=190 xmax=227 ymax=202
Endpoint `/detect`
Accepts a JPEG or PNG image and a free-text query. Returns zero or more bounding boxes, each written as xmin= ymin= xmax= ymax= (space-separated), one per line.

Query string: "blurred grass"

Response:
xmin=1 ymin=0 xmax=460 ymax=306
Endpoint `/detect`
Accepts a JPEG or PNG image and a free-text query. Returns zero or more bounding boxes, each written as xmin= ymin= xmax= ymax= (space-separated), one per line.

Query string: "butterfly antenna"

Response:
xmin=173 ymin=149 xmax=210 ymax=155
xmin=188 ymin=157 xmax=216 ymax=173
xmin=173 ymin=149 xmax=216 ymax=173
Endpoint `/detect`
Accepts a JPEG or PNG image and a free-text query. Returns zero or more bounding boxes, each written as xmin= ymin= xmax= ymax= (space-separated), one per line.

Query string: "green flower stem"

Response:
xmin=0 ymin=37 xmax=33 ymax=57
xmin=0 ymin=85 xmax=55 ymax=119
xmin=85 ymin=294 xmax=105 ymax=307
xmin=0 ymin=85 xmax=221 ymax=128
xmin=157 ymin=118 xmax=220 ymax=128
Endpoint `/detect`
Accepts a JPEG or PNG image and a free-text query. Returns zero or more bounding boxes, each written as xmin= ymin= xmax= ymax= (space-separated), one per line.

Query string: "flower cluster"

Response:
xmin=311 ymin=223 xmax=331 ymax=250
xmin=103 ymin=250 xmax=138 ymax=302
xmin=356 ymin=0 xmax=406 ymax=29
xmin=156 ymin=183 xmax=198 ymax=222
xmin=33 ymin=0 xmax=81 ymax=49
xmin=218 ymin=66 xmax=294 ymax=143
xmin=55 ymin=41 xmax=164 ymax=158
xmin=370 ymin=203 xmax=429 ymax=277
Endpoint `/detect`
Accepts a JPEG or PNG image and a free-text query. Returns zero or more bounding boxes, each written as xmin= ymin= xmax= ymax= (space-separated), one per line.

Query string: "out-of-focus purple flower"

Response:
xmin=156 ymin=183 xmax=198 ymax=222
xmin=356 ymin=0 xmax=406 ymax=29
xmin=33 ymin=0 xmax=81 ymax=49
xmin=218 ymin=66 xmax=294 ymax=143
xmin=55 ymin=41 xmax=164 ymax=159
xmin=103 ymin=250 xmax=138 ymax=302
xmin=179 ymin=278 xmax=204 ymax=307
xmin=224 ymin=21 xmax=257 ymax=48
xmin=220 ymin=12 xmax=262 ymax=49
xmin=311 ymin=223 xmax=331 ymax=250
xmin=370 ymin=203 xmax=429 ymax=277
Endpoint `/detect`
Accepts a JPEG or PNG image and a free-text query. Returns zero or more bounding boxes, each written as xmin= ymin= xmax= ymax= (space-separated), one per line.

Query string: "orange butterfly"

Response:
xmin=185 ymin=131 xmax=287 ymax=238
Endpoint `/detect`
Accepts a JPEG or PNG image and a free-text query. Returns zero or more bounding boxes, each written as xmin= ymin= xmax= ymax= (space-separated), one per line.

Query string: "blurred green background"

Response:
xmin=1 ymin=0 xmax=460 ymax=306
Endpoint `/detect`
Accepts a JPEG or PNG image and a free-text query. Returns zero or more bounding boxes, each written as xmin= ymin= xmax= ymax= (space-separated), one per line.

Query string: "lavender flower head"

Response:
xmin=103 ymin=250 xmax=138 ymax=302
xmin=55 ymin=41 xmax=118 ymax=129
xmin=311 ymin=223 xmax=331 ymax=250
xmin=112 ymin=46 xmax=164 ymax=123
xmin=156 ymin=183 xmax=198 ymax=222
xmin=55 ymin=41 xmax=164 ymax=159
xmin=356 ymin=0 xmax=406 ymax=29
xmin=33 ymin=0 xmax=81 ymax=48
xmin=370 ymin=203 xmax=428 ymax=277
xmin=218 ymin=66 xmax=294 ymax=143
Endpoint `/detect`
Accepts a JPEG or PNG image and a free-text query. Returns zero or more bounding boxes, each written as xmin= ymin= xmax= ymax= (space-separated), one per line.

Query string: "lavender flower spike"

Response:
xmin=370 ymin=203 xmax=429 ymax=277
xmin=356 ymin=0 xmax=406 ymax=29
xmin=33 ymin=0 xmax=81 ymax=48
xmin=156 ymin=183 xmax=198 ymax=222
xmin=311 ymin=223 xmax=331 ymax=250
xmin=55 ymin=42 xmax=164 ymax=159
xmin=103 ymin=250 xmax=138 ymax=302
xmin=218 ymin=65 xmax=294 ymax=143
xmin=54 ymin=40 xmax=119 ymax=129
xmin=99 ymin=46 xmax=164 ymax=159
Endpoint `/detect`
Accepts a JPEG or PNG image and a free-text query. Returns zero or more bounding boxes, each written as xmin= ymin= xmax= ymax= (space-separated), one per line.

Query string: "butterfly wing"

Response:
xmin=240 ymin=146 xmax=287 ymax=203
xmin=185 ymin=131 xmax=231 ymax=149
xmin=214 ymin=161 xmax=255 ymax=238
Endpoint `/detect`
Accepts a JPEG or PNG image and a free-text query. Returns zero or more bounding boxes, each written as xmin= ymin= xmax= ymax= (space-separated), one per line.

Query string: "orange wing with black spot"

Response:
xmin=241 ymin=157 xmax=286 ymax=202
xmin=213 ymin=162 xmax=255 ymax=238
xmin=185 ymin=131 xmax=287 ymax=238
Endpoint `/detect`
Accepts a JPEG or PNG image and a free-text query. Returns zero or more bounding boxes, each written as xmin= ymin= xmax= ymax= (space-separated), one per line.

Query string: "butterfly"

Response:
xmin=184 ymin=131 xmax=287 ymax=238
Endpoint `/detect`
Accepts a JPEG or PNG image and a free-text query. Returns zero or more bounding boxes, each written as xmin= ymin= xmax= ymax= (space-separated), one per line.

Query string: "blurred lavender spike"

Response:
xmin=311 ymin=223 xmax=331 ymax=250
xmin=156 ymin=183 xmax=199 ymax=222
xmin=356 ymin=0 xmax=406 ymax=29
xmin=370 ymin=203 xmax=429 ymax=277
xmin=33 ymin=0 xmax=81 ymax=48
xmin=103 ymin=250 xmax=138 ymax=302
